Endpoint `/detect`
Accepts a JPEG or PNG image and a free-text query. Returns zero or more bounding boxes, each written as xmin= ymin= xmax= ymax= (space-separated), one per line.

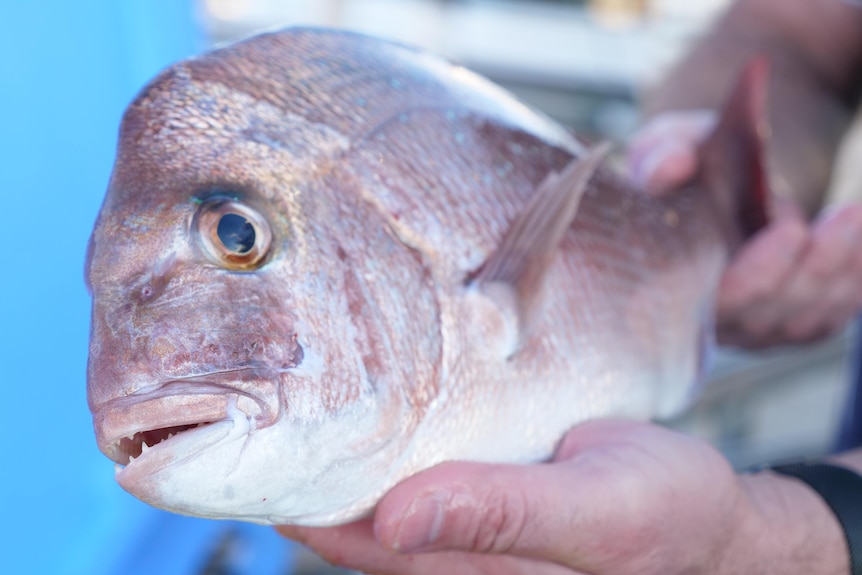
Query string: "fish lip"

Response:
xmin=93 ymin=378 xmax=272 ymax=467
xmin=114 ymin=418 xmax=238 ymax=492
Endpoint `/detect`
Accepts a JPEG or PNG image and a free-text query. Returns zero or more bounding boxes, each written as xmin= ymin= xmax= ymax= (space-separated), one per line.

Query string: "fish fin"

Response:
xmin=697 ymin=57 xmax=771 ymax=244
xmin=470 ymin=142 xmax=611 ymax=337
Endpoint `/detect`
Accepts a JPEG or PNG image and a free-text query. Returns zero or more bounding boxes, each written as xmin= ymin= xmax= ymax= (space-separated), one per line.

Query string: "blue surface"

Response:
xmin=0 ymin=2 xmax=293 ymax=573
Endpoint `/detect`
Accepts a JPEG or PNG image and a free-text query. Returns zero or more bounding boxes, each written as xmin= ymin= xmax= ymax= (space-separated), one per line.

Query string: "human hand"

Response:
xmin=278 ymin=421 xmax=808 ymax=575
xmin=628 ymin=110 xmax=862 ymax=348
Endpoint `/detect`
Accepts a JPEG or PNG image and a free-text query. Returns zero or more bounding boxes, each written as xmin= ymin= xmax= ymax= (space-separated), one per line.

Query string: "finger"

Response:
xmin=276 ymin=520 xmax=380 ymax=571
xmin=626 ymin=111 xmax=716 ymax=195
xmin=630 ymin=141 xmax=699 ymax=196
xmin=626 ymin=110 xmax=717 ymax=160
xmin=780 ymin=204 xmax=862 ymax=340
xmin=279 ymin=521 xmax=426 ymax=575
xmin=716 ymin=216 xmax=809 ymax=345
xmin=718 ymin=213 xmax=808 ymax=313
xmin=820 ymin=226 xmax=862 ymax=327
xmin=275 ymin=522 xmax=576 ymax=575
xmin=374 ymin=461 xmax=559 ymax=557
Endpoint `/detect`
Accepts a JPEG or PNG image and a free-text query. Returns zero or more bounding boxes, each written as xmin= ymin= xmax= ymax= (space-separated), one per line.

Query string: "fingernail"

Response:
xmin=813 ymin=204 xmax=862 ymax=244
xmin=630 ymin=141 xmax=686 ymax=192
xmin=392 ymin=493 xmax=446 ymax=552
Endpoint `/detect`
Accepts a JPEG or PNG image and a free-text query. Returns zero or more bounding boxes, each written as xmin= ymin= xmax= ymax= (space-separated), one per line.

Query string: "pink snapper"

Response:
xmin=86 ymin=28 xmax=770 ymax=526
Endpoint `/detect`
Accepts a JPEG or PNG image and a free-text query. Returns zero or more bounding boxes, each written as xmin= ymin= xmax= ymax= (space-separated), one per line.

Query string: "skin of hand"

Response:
xmin=642 ymin=0 xmax=862 ymax=220
xmin=628 ymin=110 xmax=862 ymax=348
xmin=277 ymin=420 xmax=850 ymax=575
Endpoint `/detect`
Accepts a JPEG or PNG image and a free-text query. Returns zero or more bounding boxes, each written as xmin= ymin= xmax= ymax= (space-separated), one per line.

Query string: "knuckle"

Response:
xmin=847 ymin=206 xmax=862 ymax=230
xmin=471 ymin=484 xmax=529 ymax=554
xmin=738 ymin=315 xmax=776 ymax=342
xmin=826 ymin=202 xmax=862 ymax=227
xmin=739 ymin=276 xmax=779 ymax=304
xmin=843 ymin=204 xmax=862 ymax=225
xmin=775 ymin=217 xmax=809 ymax=243
xmin=804 ymin=251 xmax=841 ymax=282
xmin=722 ymin=266 xmax=782 ymax=307
xmin=779 ymin=315 xmax=830 ymax=344
xmin=780 ymin=320 xmax=810 ymax=342
xmin=602 ymin=509 xmax=664 ymax=570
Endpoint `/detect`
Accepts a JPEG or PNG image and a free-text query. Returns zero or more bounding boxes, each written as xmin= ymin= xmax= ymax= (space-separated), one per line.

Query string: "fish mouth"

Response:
xmin=114 ymin=421 xmax=217 ymax=466
xmin=93 ymin=380 xmax=272 ymax=468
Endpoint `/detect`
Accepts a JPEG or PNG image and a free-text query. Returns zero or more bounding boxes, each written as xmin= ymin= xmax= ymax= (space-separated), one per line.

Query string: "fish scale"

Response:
xmin=350 ymin=113 xmax=573 ymax=279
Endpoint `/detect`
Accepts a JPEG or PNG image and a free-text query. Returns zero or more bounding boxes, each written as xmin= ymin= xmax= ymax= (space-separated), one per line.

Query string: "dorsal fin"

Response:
xmin=470 ymin=143 xmax=611 ymax=329
xmin=697 ymin=57 xmax=771 ymax=244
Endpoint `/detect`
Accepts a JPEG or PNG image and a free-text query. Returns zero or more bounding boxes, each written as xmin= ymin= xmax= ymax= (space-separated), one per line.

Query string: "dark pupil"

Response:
xmin=217 ymin=213 xmax=256 ymax=254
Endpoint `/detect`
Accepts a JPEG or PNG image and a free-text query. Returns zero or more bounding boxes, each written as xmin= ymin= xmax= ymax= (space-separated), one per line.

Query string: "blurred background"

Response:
xmin=1 ymin=0 xmax=855 ymax=573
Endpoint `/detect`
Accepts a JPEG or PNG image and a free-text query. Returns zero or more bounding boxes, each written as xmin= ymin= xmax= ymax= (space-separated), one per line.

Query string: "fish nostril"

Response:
xmin=134 ymin=281 xmax=163 ymax=304
xmin=291 ymin=341 xmax=304 ymax=368
xmin=133 ymin=252 xmax=177 ymax=304
xmin=279 ymin=334 xmax=303 ymax=370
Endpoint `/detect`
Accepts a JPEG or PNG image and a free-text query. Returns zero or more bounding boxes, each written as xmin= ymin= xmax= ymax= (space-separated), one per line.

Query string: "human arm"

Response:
xmin=278 ymin=421 xmax=853 ymax=575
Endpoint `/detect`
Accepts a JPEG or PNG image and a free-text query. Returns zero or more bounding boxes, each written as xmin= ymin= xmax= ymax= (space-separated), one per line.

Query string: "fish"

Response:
xmin=85 ymin=28 xmax=770 ymax=526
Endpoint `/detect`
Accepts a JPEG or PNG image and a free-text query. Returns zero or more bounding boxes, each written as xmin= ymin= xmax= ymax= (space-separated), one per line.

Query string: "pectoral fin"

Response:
xmin=470 ymin=143 xmax=611 ymax=340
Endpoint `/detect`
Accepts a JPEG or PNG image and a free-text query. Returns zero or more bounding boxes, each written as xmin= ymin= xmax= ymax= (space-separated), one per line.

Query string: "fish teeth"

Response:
xmin=128 ymin=454 xmax=136 ymax=464
xmin=141 ymin=441 xmax=150 ymax=454
xmin=167 ymin=432 xmax=174 ymax=440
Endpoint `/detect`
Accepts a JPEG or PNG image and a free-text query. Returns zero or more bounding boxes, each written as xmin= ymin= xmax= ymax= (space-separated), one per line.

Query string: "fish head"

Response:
xmin=85 ymin=46 xmax=441 ymax=524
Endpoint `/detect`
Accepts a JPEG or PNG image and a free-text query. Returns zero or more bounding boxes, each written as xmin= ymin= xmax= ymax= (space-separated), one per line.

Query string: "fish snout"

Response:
xmin=87 ymin=276 xmax=303 ymax=406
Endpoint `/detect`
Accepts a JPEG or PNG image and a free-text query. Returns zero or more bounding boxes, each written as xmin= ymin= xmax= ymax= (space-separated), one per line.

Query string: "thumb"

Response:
xmin=628 ymin=139 xmax=698 ymax=196
xmin=626 ymin=110 xmax=717 ymax=196
xmin=374 ymin=461 xmax=547 ymax=556
xmin=372 ymin=424 xmax=653 ymax=567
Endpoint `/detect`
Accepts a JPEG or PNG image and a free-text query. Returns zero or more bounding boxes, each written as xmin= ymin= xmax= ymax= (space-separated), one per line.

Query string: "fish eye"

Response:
xmin=195 ymin=199 xmax=272 ymax=270
xmin=217 ymin=213 xmax=256 ymax=254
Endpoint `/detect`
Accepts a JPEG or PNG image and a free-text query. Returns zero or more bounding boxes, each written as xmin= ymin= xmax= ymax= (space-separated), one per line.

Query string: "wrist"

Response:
xmin=726 ymin=470 xmax=850 ymax=575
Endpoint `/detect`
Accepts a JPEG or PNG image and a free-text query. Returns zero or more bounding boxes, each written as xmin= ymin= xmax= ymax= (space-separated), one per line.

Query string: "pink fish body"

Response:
xmin=86 ymin=28 xmax=768 ymax=526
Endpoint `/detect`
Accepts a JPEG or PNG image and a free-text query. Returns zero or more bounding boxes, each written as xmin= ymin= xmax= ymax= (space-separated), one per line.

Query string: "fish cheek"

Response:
xmin=88 ymin=257 xmax=300 ymax=411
